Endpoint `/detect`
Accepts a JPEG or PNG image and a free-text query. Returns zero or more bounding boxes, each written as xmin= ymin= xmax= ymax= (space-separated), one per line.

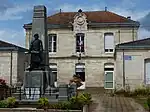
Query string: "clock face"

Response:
xmin=77 ymin=16 xmax=85 ymax=25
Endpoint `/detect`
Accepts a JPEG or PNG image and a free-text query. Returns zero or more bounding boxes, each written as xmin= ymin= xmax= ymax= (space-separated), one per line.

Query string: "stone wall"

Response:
xmin=25 ymin=27 xmax=138 ymax=87
xmin=17 ymin=52 xmax=29 ymax=83
xmin=115 ymin=49 xmax=150 ymax=90
xmin=0 ymin=51 xmax=27 ymax=85
xmin=0 ymin=51 xmax=17 ymax=85
xmin=49 ymin=58 xmax=114 ymax=87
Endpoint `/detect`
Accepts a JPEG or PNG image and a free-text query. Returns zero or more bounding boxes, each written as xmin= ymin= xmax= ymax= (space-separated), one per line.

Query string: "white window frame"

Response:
xmin=49 ymin=34 xmax=57 ymax=53
xmin=104 ymin=33 xmax=114 ymax=53
xmin=75 ymin=63 xmax=85 ymax=89
xmin=104 ymin=64 xmax=114 ymax=89
xmin=50 ymin=63 xmax=57 ymax=87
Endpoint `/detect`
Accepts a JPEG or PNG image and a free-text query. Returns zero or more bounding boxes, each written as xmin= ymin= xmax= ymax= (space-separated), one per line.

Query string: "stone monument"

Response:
xmin=23 ymin=5 xmax=53 ymax=100
xmin=12 ymin=5 xmax=77 ymax=103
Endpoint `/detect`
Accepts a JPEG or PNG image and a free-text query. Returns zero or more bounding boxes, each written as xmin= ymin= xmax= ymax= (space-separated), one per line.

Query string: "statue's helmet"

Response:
xmin=34 ymin=33 xmax=39 ymax=39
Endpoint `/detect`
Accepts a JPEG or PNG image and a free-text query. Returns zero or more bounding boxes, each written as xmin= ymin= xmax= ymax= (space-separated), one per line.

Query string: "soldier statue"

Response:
xmin=26 ymin=33 xmax=44 ymax=71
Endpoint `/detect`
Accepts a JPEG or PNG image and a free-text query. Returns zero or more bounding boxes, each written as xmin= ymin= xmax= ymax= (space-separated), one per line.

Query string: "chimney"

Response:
xmin=78 ymin=9 xmax=82 ymax=13
xmin=127 ymin=16 xmax=131 ymax=19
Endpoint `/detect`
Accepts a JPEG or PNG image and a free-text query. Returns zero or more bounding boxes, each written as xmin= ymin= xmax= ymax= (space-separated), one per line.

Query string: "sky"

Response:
xmin=0 ymin=0 xmax=150 ymax=47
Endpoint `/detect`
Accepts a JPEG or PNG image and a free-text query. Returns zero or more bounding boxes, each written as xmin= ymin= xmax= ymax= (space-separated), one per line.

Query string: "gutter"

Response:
xmin=23 ymin=22 xmax=140 ymax=29
xmin=0 ymin=47 xmax=18 ymax=51
xmin=122 ymin=49 xmax=125 ymax=89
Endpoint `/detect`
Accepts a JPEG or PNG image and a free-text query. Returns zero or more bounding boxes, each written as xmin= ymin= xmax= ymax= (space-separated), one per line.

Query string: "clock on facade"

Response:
xmin=77 ymin=16 xmax=85 ymax=25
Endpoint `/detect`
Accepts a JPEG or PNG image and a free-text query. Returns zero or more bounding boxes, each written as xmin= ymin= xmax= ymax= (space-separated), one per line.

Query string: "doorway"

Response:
xmin=75 ymin=63 xmax=85 ymax=89
xmin=104 ymin=63 xmax=114 ymax=89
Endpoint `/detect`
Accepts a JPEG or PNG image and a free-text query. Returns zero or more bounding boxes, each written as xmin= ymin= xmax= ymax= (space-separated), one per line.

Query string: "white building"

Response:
xmin=0 ymin=40 xmax=28 ymax=85
xmin=24 ymin=9 xmax=145 ymax=90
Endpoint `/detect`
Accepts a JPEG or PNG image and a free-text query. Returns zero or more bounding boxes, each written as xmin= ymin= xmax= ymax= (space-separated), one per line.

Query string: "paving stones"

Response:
xmin=89 ymin=93 xmax=147 ymax=112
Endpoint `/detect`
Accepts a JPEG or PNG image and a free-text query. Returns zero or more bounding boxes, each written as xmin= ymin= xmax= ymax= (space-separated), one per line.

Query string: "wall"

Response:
xmin=17 ymin=52 xmax=29 ymax=83
xmin=25 ymin=26 xmax=138 ymax=87
xmin=0 ymin=51 xmax=18 ymax=85
xmin=49 ymin=58 xmax=114 ymax=87
xmin=116 ymin=49 xmax=150 ymax=90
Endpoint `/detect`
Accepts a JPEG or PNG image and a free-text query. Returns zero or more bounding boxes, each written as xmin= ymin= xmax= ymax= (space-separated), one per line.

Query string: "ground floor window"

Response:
xmin=50 ymin=63 xmax=57 ymax=87
xmin=75 ymin=63 xmax=85 ymax=89
xmin=104 ymin=63 xmax=114 ymax=89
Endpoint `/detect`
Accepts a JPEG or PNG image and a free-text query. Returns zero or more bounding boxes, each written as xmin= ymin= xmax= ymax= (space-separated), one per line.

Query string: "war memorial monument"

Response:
xmin=12 ymin=5 xmax=77 ymax=103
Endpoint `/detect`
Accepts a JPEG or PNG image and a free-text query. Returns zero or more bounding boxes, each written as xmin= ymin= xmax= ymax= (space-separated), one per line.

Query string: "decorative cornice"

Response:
xmin=49 ymin=55 xmax=114 ymax=59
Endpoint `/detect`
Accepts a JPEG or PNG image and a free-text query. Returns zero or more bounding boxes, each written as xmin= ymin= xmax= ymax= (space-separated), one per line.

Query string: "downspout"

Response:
xmin=118 ymin=30 xmax=120 ymax=44
xmin=122 ymin=49 xmax=125 ymax=89
xmin=10 ymin=50 xmax=13 ymax=86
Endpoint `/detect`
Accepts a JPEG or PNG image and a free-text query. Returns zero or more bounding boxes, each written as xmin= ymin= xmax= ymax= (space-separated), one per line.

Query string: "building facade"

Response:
xmin=0 ymin=40 xmax=28 ymax=86
xmin=116 ymin=38 xmax=150 ymax=90
xmin=24 ymin=9 xmax=140 ymax=89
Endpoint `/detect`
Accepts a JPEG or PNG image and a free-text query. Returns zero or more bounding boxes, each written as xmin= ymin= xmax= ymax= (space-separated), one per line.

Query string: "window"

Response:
xmin=75 ymin=63 xmax=85 ymax=89
xmin=104 ymin=33 xmax=114 ymax=53
xmin=76 ymin=33 xmax=84 ymax=53
xmin=50 ymin=63 xmax=57 ymax=87
xmin=50 ymin=63 xmax=57 ymax=82
xmin=48 ymin=34 xmax=57 ymax=52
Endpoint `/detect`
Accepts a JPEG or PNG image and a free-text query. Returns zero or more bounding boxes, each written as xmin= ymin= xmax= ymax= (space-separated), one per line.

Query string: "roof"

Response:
xmin=116 ymin=38 xmax=150 ymax=50
xmin=24 ymin=10 xmax=140 ymax=29
xmin=0 ymin=40 xmax=28 ymax=52
xmin=47 ymin=11 xmax=136 ymax=24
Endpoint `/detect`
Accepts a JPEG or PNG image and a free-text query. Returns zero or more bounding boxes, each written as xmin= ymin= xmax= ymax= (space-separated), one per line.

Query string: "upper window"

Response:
xmin=76 ymin=33 xmax=84 ymax=53
xmin=104 ymin=33 xmax=114 ymax=53
xmin=48 ymin=34 xmax=57 ymax=52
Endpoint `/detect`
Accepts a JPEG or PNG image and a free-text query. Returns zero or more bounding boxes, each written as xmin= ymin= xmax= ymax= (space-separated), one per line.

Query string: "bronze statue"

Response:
xmin=27 ymin=33 xmax=44 ymax=71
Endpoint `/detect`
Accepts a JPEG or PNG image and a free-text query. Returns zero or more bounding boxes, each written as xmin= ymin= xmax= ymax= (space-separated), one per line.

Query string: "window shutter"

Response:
xmin=104 ymin=33 xmax=114 ymax=50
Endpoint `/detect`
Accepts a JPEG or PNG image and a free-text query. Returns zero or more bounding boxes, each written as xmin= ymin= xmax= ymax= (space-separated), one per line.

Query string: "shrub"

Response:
xmin=69 ymin=96 xmax=82 ymax=109
xmin=0 ymin=79 xmax=6 ymax=86
xmin=147 ymin=96 xmax=150 ymax=111
xmin=0 ymin=100 xmax=8 ymax=108
xmin=69 ymin=92 xmax=92 ymax=109
xmin=38 ymin=97 xmax=49 ymax=109
xmin=132 ymin=86 xmax=150 ymax=96
xmin=6 ymin=97 xmax=17 ymax=108
xmin=49 ymin=101 xmax=72 ymax=110
xmin=77 ymin=92 xmax=92 ymax=105
xmin=37 ymin=93 xmax=92 ymax=110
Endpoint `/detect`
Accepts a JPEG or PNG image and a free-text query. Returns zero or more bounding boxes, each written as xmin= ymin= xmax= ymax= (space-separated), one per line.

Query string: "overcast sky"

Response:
xmin=0 ymin=0 xmax=150 ymax=47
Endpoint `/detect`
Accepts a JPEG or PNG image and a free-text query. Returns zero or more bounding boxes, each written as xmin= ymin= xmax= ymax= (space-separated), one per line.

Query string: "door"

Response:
xmin=104 ymin=71 xmax=114 ymax=89
xmin=145 ymin=59 xmax=150 ymax=84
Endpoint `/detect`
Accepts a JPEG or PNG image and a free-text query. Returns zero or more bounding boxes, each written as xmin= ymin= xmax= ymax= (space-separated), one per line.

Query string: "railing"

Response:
xmin=12 ymin=87 xmax=59 ymax=101
xmin=11 ymin=84 xmax=77 ymax=101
